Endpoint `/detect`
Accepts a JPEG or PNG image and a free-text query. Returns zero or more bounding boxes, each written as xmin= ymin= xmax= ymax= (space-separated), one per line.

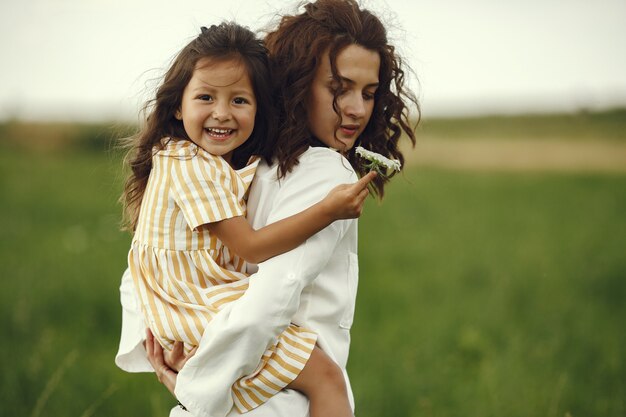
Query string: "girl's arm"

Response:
xmin=203 ymin=171 xmax=375 ymax=264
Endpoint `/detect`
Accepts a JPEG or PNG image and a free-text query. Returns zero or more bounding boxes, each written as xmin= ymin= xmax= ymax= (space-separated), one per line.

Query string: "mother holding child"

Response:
xmin=115 ymin=0 xmax=418 ymax=416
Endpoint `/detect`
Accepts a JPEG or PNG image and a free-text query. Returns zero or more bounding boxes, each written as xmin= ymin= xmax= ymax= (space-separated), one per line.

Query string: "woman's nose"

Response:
xmin=342 ymin=93 xmax=366 ymax=119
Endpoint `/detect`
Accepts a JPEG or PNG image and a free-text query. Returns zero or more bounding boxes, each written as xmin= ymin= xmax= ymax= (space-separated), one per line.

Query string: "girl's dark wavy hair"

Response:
xmin=265 ymin=0 xmax=419 ymax=199
xmin=120 ymin=23 xmax=276 ymax=231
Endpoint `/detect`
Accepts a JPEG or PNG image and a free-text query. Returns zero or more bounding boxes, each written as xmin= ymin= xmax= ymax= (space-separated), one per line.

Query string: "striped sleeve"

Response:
xmin=169 ymin=153 xmax=244 ymax=231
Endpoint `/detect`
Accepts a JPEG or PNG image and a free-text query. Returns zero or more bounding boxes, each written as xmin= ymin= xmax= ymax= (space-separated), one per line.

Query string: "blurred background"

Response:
xmin=1 ymin=0 xmax=624 ymax=416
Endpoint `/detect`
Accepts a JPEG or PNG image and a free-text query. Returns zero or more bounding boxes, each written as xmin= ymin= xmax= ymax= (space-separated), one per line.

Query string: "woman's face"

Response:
xmin=306 ymin=44 xmax=380 ymax=152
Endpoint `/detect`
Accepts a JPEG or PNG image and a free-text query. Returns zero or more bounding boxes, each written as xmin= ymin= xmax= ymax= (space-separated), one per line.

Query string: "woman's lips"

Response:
xmin=339 ymin=125 xmax=359 ymax=136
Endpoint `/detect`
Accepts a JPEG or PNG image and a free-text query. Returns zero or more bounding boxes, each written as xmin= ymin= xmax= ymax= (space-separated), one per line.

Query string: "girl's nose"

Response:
xmin=211 ymin=102 xmax=231 ymax=121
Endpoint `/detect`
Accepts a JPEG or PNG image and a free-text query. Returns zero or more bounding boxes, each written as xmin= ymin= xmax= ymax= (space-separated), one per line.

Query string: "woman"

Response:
xmin=116 ymin=1 xmax=418 ymax=416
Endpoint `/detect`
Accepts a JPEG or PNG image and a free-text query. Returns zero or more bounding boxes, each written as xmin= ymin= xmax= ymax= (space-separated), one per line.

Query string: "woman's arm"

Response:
xmin=177 ymin=221 xmax=349 ymax=417
xmin=174 ymin=154 xmax=358 ymax=417
xmin=204 ymin=171 xmax=374 ymax=264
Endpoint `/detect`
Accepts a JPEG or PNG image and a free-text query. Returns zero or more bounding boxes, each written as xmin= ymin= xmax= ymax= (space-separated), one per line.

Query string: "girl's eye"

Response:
xmin=233 ymin=97 xmax=249 ymax=105
xmin=198 ymin=95 xmax=213 ymax=101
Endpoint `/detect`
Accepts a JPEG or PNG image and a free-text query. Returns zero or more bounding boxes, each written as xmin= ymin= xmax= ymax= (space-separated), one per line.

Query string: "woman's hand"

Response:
xmin=145 ymin=329 xmax=178 ymax=396
xmin=145 ymin=329 xmax=197 ymax=396
xmin=323 ymin=171 xmax=376 ymax=219
xmin=163 ymin=338 xmax=197 ymax=373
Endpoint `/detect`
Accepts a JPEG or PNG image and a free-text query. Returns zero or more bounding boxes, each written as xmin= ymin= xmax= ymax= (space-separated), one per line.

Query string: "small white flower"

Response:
xmin=355 ymin=146 xmax=401 ymax=176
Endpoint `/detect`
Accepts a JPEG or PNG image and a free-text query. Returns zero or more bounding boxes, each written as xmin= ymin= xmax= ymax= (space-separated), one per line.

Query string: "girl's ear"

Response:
xmin=175 ymin=109 xmax=182 ymax=120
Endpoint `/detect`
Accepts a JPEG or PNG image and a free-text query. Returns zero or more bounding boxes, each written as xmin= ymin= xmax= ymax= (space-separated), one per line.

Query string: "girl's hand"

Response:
xmin=323 ymin=171 xmax=376 ymax=220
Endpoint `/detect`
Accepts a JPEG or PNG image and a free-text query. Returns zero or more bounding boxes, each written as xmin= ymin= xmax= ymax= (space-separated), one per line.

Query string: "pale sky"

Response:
xmin=1 ymin=0 xmax=625 ymax=121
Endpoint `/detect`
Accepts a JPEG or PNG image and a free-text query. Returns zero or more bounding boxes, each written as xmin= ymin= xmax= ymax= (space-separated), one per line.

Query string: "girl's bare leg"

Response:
xmin=287 ymin=345 xmax=354 ymax=417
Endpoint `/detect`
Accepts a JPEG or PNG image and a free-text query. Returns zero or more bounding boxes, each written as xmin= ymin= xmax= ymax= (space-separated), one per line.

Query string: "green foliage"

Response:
xmin=0 ymin=118 xmax=624 ymax=416
xmin=419 ymin=108 xmax=626 ymax=142
xmin=0 ymin=120 xmax=136 ymax=154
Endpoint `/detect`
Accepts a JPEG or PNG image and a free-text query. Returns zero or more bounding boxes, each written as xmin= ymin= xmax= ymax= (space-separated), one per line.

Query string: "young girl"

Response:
xmin=120 ymin=23 xmax=374 ymax=416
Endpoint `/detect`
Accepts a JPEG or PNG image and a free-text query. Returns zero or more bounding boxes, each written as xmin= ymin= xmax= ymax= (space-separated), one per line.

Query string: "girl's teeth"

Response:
xmin=206 ymin=128 xmax=233 ymax=136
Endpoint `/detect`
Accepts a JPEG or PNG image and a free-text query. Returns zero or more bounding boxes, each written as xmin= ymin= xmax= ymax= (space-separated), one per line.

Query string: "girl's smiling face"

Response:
xmin=176 ymin=57 xmax=257 ymax=163
xmin=306 ymin=44 xmax=380 ymax=153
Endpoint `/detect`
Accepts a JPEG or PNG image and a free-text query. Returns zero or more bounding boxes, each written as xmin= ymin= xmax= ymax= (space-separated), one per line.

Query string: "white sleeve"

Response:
xmin=115 ymin=268 xmax=153 ymax=373
xmin=175 ymin=153 xmax=357 ymax=417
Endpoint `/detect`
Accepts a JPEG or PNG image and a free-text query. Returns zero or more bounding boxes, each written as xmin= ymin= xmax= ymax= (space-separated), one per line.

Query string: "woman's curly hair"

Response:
xmin=265 ymin=0 xmax=419 ymax=198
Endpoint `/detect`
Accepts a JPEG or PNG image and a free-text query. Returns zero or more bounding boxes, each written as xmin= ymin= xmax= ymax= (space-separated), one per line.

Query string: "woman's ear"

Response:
xmin=175 ymin=109 xmax=182 ymax=120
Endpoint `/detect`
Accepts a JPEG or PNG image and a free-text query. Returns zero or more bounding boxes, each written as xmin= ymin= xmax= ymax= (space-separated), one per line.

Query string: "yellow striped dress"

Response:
xmin=128 ymin=139 xmax=317 ymax=412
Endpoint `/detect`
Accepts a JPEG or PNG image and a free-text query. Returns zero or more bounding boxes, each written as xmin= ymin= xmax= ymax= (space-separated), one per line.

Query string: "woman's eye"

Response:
xmin=327 ymin=81 xmax=345 ymax=95
xmin=233 ymin=97 xmax=249 ymax=105
xmin=329 ymin=87 xmax=347 ymax=96
xmin=363 ymin=92 xmax=375 ymax=101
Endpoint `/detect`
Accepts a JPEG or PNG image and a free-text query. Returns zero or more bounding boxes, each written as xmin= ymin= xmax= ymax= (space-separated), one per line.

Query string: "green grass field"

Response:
xmin=1 ymin=113 xmax=624 ymax=416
